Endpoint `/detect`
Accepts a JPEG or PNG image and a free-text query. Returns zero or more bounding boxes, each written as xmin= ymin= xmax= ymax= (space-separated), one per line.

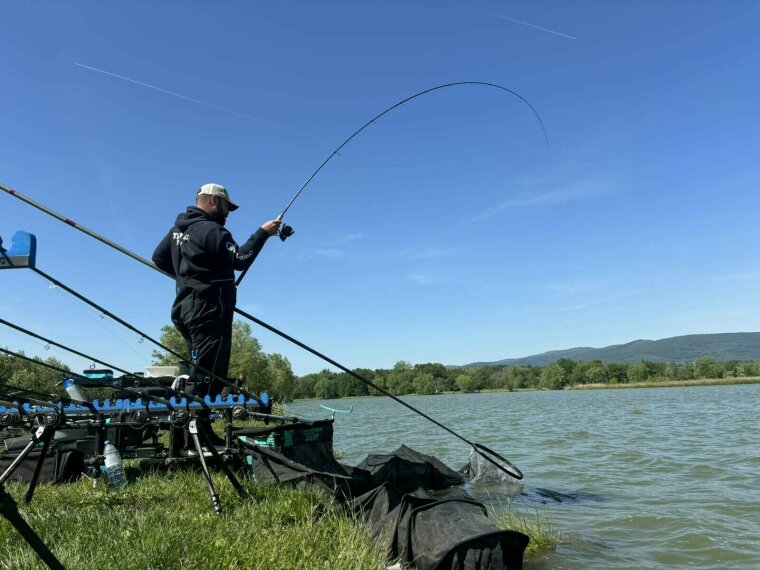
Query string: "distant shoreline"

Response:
xmin=293 ymin=376 xmax=760 ymax=403
xmin=569 ymin=376 xmax=760 ymax=390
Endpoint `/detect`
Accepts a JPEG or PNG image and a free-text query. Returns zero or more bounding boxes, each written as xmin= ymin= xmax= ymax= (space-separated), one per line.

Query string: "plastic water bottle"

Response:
xmin=103 ymin=440 xmax=127 ymax=489
xmin=62 ymin=378 xmax=86 ymax=401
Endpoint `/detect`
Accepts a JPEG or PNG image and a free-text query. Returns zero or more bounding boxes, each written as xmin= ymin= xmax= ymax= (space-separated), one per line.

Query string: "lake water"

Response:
xmin=289 ymin=384 xmax=760 ymax=569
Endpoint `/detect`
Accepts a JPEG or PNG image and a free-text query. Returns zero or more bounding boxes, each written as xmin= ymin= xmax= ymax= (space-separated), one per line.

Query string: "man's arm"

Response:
xmin=213 ymin=217 xmax=280 ymax=273
xmin=152 ymin=231 xmax=176 ymax=276
xmin=222 ymin=228 xmax=271 ymax=272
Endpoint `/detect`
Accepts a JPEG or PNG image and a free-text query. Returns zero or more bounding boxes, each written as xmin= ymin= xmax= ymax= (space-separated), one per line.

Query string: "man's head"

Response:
xmin=196 ymin=183 xmax=239 ymax=223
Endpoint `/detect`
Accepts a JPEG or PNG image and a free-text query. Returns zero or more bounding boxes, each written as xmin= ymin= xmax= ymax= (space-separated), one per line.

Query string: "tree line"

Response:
xmin=3 ymin=322 xmax=759 ymax=401
xmin=291 ymin=356 xmax=760 ymax=399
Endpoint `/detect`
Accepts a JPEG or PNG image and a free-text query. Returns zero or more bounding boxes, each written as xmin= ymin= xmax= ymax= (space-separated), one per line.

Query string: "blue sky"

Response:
xmin=1 ymin=1 xmax=759 ymax=376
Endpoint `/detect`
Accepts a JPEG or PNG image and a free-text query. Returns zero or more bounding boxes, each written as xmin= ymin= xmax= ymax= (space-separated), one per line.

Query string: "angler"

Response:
xmin=1 ymin=81 xmax=545 ymax=477
xmin=152 ymin=183 xmax=281 ymax=399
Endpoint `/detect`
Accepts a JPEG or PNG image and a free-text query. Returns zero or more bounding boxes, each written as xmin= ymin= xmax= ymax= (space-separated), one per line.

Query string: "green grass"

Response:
xmin=490 ymin=501 xmax=561 ymax=556
xmin=0 ymin=469 xmax=386 ymax=570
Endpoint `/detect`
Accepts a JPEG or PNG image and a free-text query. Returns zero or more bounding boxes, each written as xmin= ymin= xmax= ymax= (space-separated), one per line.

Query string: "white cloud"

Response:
xmin=469 ymin=178 xmax=616 ymax=222
xmin=407 ymin=271 xmax=439 ymax=285
xmin=324 ymin=233 xmax=365 ymax=246
xmin=315 ymin=249 xmax=343 ymax=258
xmin=400 ymin=246 xmax=464 ymax=260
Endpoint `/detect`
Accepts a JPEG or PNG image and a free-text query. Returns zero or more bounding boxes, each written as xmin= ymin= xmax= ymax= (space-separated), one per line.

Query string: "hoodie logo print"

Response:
xmin=173 ymin=232 xmax=189 ymax=246
xmin=227 ymin=241 xmax=253 ymax=261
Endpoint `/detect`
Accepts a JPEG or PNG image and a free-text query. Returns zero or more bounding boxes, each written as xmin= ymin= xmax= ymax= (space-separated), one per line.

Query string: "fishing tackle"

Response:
xmin=278 ymin=224 xmax=295 ymax=241
xmin=2 ymin=130 xmax=529 ymax=477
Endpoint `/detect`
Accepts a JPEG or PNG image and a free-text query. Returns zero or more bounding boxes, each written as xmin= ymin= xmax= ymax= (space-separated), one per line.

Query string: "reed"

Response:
xmin=490 ymin=500 xmax=561 ymax=555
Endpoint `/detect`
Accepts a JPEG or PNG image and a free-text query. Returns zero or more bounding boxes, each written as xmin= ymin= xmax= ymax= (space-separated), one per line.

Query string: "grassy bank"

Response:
xmin=0 ymin=468 xmax=560 ymax=569
xmin=0 ymin=471 xmax=386 ymax=570
xmin=570 ymin=376 xmax=760 ymax=390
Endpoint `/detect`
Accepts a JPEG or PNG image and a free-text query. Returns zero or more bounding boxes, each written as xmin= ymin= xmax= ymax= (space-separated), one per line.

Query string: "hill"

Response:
xmin=464 ymin=332 xmax=760 ymax=367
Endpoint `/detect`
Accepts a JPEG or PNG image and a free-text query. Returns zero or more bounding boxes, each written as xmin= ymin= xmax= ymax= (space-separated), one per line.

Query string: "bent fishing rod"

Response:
xmin=235 ymin=80 xmax=548 ymax=285
xmin=281 ymin=80 xmax=547 ymax=220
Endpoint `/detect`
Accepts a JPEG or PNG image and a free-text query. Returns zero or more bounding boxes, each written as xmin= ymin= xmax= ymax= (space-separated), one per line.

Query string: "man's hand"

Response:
xmin=261 ymin=219 xmax=282 ymax=236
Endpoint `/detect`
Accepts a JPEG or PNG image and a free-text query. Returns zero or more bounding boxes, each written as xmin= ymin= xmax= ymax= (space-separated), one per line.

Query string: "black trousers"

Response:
xmin=182 ymin=322 xmax=231 ymax=398
xmin=172 ymin=284 xmax=235 ymax=399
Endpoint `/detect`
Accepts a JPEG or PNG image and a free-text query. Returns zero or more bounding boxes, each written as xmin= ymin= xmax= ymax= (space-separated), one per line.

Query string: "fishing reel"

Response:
xmin=0 ymin=411 xmax=21 ymax=427
xmin=278 ymin=224 xmax=295 ymax=242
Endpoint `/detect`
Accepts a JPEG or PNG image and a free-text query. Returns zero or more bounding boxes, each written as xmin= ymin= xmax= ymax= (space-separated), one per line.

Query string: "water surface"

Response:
xmin=290 ymin=384 xmax=760 ymax=569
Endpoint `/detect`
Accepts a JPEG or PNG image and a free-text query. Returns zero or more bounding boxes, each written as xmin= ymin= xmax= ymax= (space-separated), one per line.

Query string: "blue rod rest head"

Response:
xmin=0 ymin=231 xmax=36 ymax=269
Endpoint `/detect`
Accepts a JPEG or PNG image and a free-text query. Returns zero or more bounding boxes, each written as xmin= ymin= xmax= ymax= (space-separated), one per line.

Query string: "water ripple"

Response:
xmin=290 ymin=383 xmax=760 ymax=569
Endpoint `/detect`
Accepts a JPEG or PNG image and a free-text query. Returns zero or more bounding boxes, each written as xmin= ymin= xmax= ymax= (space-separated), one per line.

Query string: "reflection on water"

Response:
xmin=290 ymin=383 xmax=760 ymax=569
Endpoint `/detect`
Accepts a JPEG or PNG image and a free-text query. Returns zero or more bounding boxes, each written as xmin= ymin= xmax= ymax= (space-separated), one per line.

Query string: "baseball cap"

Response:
xmin=196 ymin=183 xmax=239 ymax=211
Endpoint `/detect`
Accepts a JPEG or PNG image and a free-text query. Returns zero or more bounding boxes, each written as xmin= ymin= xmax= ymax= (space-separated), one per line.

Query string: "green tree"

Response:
xmin=314 ymin=378 xmax=338 ymax=400
xmin=266 ymin=353 xmax=296 ymax=400
xmin=471 ymin=367 xmax=492 ymax=391
xmin=0 ymin=352 xmax=71 ymax=394
xmin=627 ymin=362 xmax=649 ymax=383
xmin=151 ymin=321 xmax=296 ymax=397
xmin=387 ymin=361 xmax=414 ymax=395
xmin=293 ymin=373 xmax=318 ymax=399
xmin=606 ymin=363 xmax=627 ymax=384
xmin=693 ymin=357 xmax=723 ymax=379
xmin=151 ymin=325 xmax=188 ymax=366
xmin=555 ymin=358 xmax=576 ymax=378
xmin=347 ymin=369 xmax=371 ymax=397
xmin=540 ymin=363 xmax=567 ymax=390
xmin=455 ymin=373 xmax=476 ymax=393
xmin=585 ymin=364 xmax=607 ymax=384
xmin=413 ymin=372 xmax=437 ymax=395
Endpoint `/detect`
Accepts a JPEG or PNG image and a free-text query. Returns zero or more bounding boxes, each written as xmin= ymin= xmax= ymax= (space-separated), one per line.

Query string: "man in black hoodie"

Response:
xmin=152 ymin=183 xmax=280 ymax=397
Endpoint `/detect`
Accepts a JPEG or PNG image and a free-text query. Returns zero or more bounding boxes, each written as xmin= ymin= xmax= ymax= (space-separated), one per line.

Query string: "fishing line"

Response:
xmin=235 ymin=81 xmax=548 ymax=285
xmin=280 ymin=81 xmax=548 ymax=220
xmin=30 ymin=270 xmax=150 ymax=362
xmin=0 ymin=321 xmax=91 ymax=371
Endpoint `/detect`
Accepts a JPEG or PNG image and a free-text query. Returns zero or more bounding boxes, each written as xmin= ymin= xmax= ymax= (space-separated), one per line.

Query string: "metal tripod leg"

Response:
xmin=25 ymin=427 xmax=55 ymax=504
xmin=188 ymin=419 xmax=223 ymax=516
xmin=194 ymin=419 xmax=246 ymax=498
xmin=0 ymin=426 xmax=54 ymax=495
xmin=0 ymin=483 xmax=65 ymax=570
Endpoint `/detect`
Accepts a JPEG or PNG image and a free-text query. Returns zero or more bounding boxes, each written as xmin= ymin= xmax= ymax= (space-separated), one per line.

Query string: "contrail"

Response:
xmin=486 ymin=12 xmax=577 ymax=40
xmin=74 ymin=62 xmax=306 ymax=135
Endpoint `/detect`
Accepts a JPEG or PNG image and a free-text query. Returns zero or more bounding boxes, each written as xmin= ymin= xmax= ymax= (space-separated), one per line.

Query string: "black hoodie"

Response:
xmin=152 ymin=207 xmax=269 ymax=327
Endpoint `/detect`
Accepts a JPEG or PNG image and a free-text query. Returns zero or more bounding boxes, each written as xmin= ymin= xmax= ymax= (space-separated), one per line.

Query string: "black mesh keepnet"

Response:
xmin=357 ymin=444 xmax=465 ymax=493
xmin=240 ymin=421 xmax=529 ymax=569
